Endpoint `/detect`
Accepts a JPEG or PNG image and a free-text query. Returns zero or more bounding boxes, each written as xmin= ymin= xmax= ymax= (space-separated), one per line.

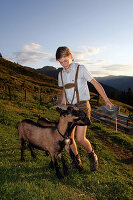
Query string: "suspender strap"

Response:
xmin=60 ymin=65 xmax=80 ymax=104
xmin=70 ymin=65 xmax=80 ymax=104
xmin=75 ymin=65 xmax=80 ymax=103
xmin=61 ymin=70 xmax=69 ymax=104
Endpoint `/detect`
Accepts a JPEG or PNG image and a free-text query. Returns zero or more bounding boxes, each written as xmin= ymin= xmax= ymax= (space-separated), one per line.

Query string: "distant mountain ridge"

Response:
xmin=36 ymin=66 xmax=62 ymax=79
xmin=96 ymin=76 xmax=133 ymax=92
xmin=36 ymin=66 xmax=133 ymax=92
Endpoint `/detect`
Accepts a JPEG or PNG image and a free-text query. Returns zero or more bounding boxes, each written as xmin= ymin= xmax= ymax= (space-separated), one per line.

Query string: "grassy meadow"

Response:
xmin=0 ymin=97 xmax=133 ymax=200
xmin=0 ymin=57 xmax=133 ymax=199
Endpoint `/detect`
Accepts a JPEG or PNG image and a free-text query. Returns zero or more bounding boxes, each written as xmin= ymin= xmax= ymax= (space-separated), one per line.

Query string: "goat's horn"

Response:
xmin=49 ymin=104 xmax=68 ymax=110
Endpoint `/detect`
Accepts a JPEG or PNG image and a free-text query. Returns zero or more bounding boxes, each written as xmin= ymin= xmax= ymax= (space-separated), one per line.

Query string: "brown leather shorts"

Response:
xmin=75 ymin=100 xmax=91 ymax=120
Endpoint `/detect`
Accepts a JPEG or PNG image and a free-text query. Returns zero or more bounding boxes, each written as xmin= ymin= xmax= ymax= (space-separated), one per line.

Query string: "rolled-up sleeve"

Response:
xmin=82 ymin=65 xmax=93 ymax=82
xmin=58 ymin=72 xmax=63 ymax=87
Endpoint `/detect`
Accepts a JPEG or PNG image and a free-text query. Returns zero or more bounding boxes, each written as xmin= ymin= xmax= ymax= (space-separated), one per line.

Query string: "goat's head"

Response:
xmin=51 ymin=105 xmax=90 ymax=125
xmin=67 ymin=106 xmax=91 ymax=126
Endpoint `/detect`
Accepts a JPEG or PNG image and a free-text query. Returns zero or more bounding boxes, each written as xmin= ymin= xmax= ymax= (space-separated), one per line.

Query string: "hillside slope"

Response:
xmin=0 ymin=57 xmax=58 ymax=90
xmin=0 ymin=57 xmax=133 ymax=200
xmin=0 ymin=95 xmax=133 ymax=200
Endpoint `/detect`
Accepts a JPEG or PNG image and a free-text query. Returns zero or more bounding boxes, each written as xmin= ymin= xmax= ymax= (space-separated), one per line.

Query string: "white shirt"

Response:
xmin=58 ymin=62 xmax=93 ymax=104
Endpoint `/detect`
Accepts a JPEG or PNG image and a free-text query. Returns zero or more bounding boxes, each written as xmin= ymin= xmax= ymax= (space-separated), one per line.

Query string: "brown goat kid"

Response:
xmin=37 ymin=109 xmax=90 ymax=172
xmin=18 ymin=105 xmax=90 ymax=179
xmin=37 ymin=116 xmax=57 ymax=127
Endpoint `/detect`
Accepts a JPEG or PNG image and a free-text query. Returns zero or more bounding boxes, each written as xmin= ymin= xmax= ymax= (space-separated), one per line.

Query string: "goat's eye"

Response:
xmin=80 ymin=112 xmax=86 ymax=118
xmin=72 ymin=110 xmax=76 ymax=116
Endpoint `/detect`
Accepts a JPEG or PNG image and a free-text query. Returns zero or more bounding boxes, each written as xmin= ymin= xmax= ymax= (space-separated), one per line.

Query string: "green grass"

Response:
xmin=90 ymin=122 xmax=133 ymax=154
xmin=0 ymin=99 xmax=133 ymax=200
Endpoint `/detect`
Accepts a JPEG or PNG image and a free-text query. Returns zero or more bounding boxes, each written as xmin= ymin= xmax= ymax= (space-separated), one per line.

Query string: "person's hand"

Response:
xmin=106 ymin=101 xmax=113 ymax=109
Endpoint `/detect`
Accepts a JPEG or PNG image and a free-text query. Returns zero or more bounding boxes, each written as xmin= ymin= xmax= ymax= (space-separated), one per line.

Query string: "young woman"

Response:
xmin=56 ymin=46 xmax=113 ymax=171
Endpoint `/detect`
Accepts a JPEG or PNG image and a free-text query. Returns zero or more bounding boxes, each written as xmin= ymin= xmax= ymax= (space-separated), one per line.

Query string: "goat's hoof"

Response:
xmin=78 ymin=167 xmax=86 ymax=173
xmin=21 ymin=158 xmax=25 ymax=162
xmin=64 ymin=170 xmax=69 ymax=176
xmin=45 ymin=151 xmax=49 ymax=156
xmin=63 ymin=167 xmax=69 ymax=176
xmin=33 ymin=156 xmax=37 ymax=160
xmin=49 ymin=161 xmax=54 ymax=169
xmin=57 ymin=173 xmax=64 ymax=180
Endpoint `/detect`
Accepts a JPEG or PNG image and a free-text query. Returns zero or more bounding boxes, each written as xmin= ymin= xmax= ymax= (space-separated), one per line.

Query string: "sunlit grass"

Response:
xmin=0 ymin=98 xmax=133 ymax=200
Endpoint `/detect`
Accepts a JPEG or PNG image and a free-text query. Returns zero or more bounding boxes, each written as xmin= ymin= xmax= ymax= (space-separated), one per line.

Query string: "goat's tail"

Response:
xmin=17 ymin=122 xmax=23 ymax=139
xmin=16 ymin=122 xmax=21 ymax=135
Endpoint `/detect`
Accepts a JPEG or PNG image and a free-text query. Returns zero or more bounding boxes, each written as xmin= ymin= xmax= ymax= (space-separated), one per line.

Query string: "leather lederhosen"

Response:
xmin=60 ymin=65 xmax=91 ymax=120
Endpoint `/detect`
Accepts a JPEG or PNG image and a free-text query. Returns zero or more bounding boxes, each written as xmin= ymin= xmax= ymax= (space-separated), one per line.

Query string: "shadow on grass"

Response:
xmin=0 ymin=162 xmax=58 ymax=184
xmin=120 ymin=157 xmax=133 ymax=165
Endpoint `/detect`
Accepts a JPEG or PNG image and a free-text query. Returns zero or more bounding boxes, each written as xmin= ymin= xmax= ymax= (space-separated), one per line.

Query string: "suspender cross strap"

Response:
xmin=60 ymin=65 xmax=80 ymax=105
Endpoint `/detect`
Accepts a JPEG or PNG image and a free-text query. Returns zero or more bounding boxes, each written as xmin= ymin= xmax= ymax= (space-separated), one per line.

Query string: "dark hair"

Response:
xmin=56 ymin=46 xmax=72 ymax=60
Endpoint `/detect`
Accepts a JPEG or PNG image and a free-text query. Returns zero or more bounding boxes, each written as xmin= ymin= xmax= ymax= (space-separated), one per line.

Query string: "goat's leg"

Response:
xmin=45 ymin=150 xmax=49 ymax=156
xmin=28 ymin=143 xmax=37 ymax=160
xmin=51 ymin=155 xmax=63 ymax=180
xmin=20 ymin=138 xmax=25 ymax=162
xmin=49 ymin=159 xmax=54 ymax=169
xmin=58 ymin=153 xmax=69 ymax=176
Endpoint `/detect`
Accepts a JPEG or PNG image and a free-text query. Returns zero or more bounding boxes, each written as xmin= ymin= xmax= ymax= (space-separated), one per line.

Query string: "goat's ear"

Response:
xmin=56 ymin=108 xmax=67 ymax=117
xmin=67 ymin=106 xmax=73 ymax=112
xmin=56 ymin=107 xmax=63 ymax=114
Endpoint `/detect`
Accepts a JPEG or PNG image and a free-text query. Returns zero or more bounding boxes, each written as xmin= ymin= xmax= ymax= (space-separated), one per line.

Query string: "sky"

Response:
xmin=1 ymin=0 xmax=133 ymax=77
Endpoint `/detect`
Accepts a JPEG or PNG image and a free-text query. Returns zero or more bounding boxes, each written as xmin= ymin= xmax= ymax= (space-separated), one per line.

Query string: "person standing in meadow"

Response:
xmin=56 ymin=46 xmax=113 ymax=172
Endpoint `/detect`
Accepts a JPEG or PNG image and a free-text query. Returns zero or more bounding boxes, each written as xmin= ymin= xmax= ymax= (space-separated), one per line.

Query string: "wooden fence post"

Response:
xmin=40 ymin=88 xmax=42 ymax=105
xmin=8 ymin=86 xmax=11 ymax=101
xmin=115 ymin=118 xmax=118 ymax=132
xmin=97 ymin=94 xmax=100 ymax=105
xmin=25 ymin=89 xmax=27 ymax=102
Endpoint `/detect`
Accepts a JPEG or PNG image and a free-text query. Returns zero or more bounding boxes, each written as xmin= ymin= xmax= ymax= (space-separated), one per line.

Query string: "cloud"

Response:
xmin=8 ymin=43 xmax=52 ymax=65
xmin=80 ymin=45 xmax=106 ymax=55
xmin=91 ymin=64 xmax=133 ymax=77
xmin=90 ymin=70 xmax=109 ymax=77
xmin=72 ymin=51 xmax=91 ymax=63
xmin=72 ymin=51 xmax=107 ymax=65
xmin=49 ymin=46 xmax=106 ymax=64
xmin=86 ymin=59 xmax=107 ymax=66
xmin=102 ymin=64 xmax=132 ymax=72
xmin=87 ymin=47 xmax=101 ymax=55
xmin=49 ymin=57 xmax=57 ymax=62
xmin=23 ymin=43 xmax=41 ymax=51
xmin=71 ymin=46 xmax=104 ymax=63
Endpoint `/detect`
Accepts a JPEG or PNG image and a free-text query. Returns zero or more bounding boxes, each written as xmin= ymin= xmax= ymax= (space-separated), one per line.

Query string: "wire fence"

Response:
xmin=0 ymin=84 xmax=59 ymax=105
xmin=91 ymin=108 xmax=133 ymax=133
xmin=0 ymin=85 xmax=133 ymax=133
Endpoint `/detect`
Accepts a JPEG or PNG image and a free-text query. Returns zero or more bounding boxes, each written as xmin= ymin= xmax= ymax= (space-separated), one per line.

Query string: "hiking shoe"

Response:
xmin=68 ymin=154 xmax=84 ymax=172
xmin=75 ymin=154 xmax=85 ymax=172
xmin=88 ymin=150 xmax=98 ymax=171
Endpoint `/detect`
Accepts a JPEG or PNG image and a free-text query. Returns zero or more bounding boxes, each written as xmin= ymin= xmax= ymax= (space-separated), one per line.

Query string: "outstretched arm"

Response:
xmin=90 ymin=78 xmax=113 ymax=109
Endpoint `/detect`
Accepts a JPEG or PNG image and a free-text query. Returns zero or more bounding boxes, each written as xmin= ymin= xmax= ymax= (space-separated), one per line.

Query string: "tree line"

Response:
xmin=110 ymin=88 xmax=133 ymax=107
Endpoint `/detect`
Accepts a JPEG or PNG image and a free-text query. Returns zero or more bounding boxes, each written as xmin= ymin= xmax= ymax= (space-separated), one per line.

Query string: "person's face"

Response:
xmin=58 ymin=55 xmax=72 ymax=71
